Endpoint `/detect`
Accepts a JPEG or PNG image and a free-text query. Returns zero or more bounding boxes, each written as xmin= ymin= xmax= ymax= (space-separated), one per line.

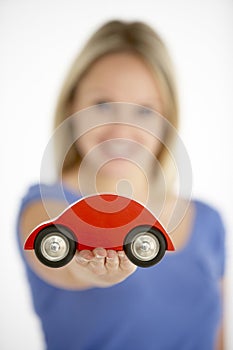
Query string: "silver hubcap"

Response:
xmin=132 ymin=232 xmax=160 ymax=261
xmin=41 ymin=233 xmax=69 ymax=262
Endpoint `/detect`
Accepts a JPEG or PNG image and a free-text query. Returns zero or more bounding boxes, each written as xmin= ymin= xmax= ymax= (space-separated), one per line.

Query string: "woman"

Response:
xmin=17 ymin=20 xmax=225 ymax=349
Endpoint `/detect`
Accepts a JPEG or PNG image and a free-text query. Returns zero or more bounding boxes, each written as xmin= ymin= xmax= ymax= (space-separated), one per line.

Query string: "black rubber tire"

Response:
xmin=123 ymin=225 xmax=167 ymax=268
xmin=34 ymin=225 xmax=76 ymax=268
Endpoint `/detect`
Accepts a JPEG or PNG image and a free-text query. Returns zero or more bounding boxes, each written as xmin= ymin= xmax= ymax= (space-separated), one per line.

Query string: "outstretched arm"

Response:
xmin=215 ymin=279 xmax=225 ymax=350
xmin=20 ymin=200 xmax=136 ymax=290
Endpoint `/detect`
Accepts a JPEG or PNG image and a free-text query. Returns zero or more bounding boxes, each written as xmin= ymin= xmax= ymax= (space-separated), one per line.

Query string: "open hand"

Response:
xmin=75 ymin=248 xmax=137 ymax=287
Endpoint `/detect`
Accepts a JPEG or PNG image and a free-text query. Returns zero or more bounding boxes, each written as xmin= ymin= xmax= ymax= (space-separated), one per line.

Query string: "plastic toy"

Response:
xmin=24 ymin=194 xmax=175 ymax=268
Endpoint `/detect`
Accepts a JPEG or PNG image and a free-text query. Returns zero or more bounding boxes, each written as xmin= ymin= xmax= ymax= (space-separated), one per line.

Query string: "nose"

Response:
xmin=105 ymin=123 xmax=135 ymax=140
xmin=105 ymin=105 xmax=138 ymax=138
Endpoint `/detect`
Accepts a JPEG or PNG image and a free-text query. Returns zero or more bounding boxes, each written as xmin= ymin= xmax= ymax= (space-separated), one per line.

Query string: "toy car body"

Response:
xmin=24 ymin=194 xmax=175 ymax=268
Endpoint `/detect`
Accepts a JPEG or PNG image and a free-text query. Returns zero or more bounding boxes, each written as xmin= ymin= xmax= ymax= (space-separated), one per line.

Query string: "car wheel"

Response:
xmin=123 ymin=225 xmax=167 ymax=267
xmin=34 ymin=225 xmax=76 ymax=268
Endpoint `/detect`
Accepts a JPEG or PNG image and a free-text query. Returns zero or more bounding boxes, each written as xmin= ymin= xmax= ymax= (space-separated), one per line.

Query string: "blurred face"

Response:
xmin=71 ymin=52 xmax=164 ymax=179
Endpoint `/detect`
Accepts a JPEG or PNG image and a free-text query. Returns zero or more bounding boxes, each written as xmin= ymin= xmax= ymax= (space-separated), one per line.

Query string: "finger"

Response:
xmin=75 ymin=250 xmax=94 ymax=266
xmin=118 ymin=251 xmax=136 ymax=272
xmin=93 ymin=247 xmax=107 ymax=259
xmin=106 ymin=250 xmax=119 ymax=272
xmin=89 ymin=248 xmax=107 ymax=275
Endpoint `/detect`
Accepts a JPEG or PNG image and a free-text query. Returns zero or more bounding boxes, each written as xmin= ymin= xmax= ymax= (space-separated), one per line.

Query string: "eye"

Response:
xmin=95 ymin=101 xmax=111 ymax=109
xmin=137 ymin=106 xmax=154 ymax=116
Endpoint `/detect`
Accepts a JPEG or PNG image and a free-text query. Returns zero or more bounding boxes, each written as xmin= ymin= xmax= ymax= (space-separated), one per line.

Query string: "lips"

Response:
xmin=98 ymin=139 xmax=139 ymax=159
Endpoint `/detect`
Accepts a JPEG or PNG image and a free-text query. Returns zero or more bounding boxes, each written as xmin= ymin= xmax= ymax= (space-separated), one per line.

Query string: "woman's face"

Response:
xmin=71 ymin=52 xmax=164 ymax=178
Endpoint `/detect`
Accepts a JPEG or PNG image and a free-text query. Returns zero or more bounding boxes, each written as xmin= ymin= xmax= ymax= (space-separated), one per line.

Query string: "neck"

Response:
xmin=95 ymin=173 xmax=149 ymax=204
xmin=62 ymin=162 xmax=173 ymax=217
xmin=62 ymin=162 xmax=153 ymax=204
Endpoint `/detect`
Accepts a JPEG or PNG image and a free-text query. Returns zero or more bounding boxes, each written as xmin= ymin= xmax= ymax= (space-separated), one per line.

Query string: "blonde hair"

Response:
xmin=53 ymin=20 xmax=179 ymax=179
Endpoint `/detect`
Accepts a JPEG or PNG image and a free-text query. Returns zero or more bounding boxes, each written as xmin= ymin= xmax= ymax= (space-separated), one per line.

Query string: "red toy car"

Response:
xmin=24 ymin=194 xmax=175 ymax=268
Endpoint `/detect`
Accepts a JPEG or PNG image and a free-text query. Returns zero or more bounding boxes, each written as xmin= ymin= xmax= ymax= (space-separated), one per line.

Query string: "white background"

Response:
xmin=1 ymin=0 xmax=233 ymax=349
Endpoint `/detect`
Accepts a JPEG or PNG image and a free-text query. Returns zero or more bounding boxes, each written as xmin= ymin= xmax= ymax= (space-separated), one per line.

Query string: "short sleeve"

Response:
xmin=16 ymin=184 xmax=43 ymax=260
xmin=16 ymin=182 xmax=80 ymax=259
xmin=212 ymin=209 xmax=226 ymax=278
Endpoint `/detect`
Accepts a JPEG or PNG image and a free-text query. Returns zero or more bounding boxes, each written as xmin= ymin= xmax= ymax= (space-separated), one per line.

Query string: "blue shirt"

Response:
xmin=16 ymin=183 xmax=226 ymax=350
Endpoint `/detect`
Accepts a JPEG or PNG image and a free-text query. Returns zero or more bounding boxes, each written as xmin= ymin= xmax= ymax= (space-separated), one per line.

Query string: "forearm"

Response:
xmin=215 ymin=323 xmax=224 ymax=350
xmin=215 ymin=279 xmax=225 ymax=350
xmin=20 ymin=200 xmax=136 ymax=290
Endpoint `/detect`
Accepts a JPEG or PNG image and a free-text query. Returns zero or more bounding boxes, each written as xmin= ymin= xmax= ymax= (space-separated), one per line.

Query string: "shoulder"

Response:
xmin=192 ymin=198 xmax=226 ymax=278
xmin=192 ymin=198 xmax=225 ymax=231
xmin=20 ymin=183 xmax=57 ymax=208
xmin=21 ymin=182 xmax=64 ymax=201
xmin=17 ymin=182 xmax=69 ymax=235
xmin=193 ymin=197 xmax=219 ymax=213
xmin=192 ymin=198 xmax=226 ymax=260
xmin=19 ymin=182 xmax=79 ymax=211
